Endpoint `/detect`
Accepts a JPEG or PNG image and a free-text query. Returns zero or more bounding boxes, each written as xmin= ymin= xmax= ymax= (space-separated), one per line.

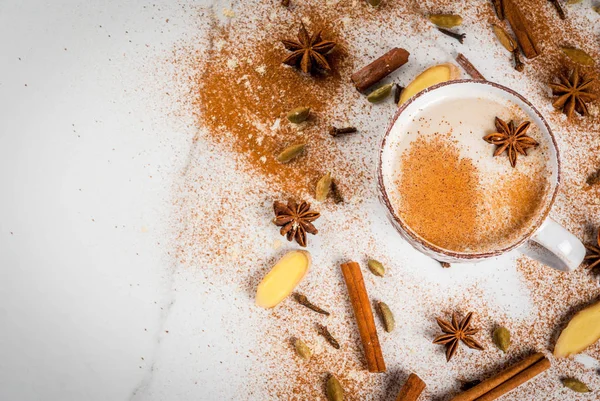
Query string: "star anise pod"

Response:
xmin=281 ymin=23 xmax=336 ymax=75
xmin=584 ymin=230 xmax=600 ymax=270
xmin=549 ymin=67 xmax=597 ymax=119
xmin=483 ymin=117 xmax=539 ymax=168
xmin=433 ymin=312 xmax=484 ymax=362
xmin=273 ymin=200 xmax=320 ymax=247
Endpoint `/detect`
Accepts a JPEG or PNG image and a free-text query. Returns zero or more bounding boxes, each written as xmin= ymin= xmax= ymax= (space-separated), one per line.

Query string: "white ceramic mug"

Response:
xmin=378 ymin=80 xmax=586 ymax=272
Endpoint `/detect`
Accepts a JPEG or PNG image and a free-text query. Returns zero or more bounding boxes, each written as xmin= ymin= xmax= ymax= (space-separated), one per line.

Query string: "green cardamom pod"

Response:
xmin=562 ymin=378 xmax=590 ymax=393
xmin=277 ymin=144 xmax=306 ymax=163
xmin=367 ymin=259 xmax=385 ymax=277
xmin=594 ymin=6 xmax=600 ymax=14
xmin=294 ymin=338 xmax=312 ymax=361
xmin=287 ymin=106 xmax=311 ymax=124
xmin=367 ymin=83 xmax=393 ymax=103
xmin=492 ymin=24 xmax=517 ymax=53
xmin=566 ymin=0 xmax=582 ymax=4
xmin=367 ymin=0 xmax=382 ymax=6
xmin=326 ymin=375 xmax=344 ymax=401
xmin=561 ymin=47 xmax=595 ymax=66
xmin=315 ymin=172 xmax=332 ymax=202
xmin=492 ymin=326 xmax=511 ymax=352
xmin=428 ymin=14 xmax=463 ymax=28
xmin=378 ymin=301 xmax=395 ymax=332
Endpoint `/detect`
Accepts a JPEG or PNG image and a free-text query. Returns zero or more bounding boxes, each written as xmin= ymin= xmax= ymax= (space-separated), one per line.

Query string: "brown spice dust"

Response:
xmin=193 ymin=21 xmax=356 ymax=199
xmin=397 ymin=135 xmax=482 ymax=252
xmin=172 ymin=0 xmax=600 ymax=399
xmin=396 ymin=134 xmax=549 ymax=253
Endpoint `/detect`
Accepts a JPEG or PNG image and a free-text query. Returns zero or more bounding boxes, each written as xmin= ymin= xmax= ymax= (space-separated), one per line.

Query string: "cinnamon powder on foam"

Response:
xmin=396 ymin=135 xmax=482 ymax=252
xmin=395 ymin=134 xmax=549 ymax=254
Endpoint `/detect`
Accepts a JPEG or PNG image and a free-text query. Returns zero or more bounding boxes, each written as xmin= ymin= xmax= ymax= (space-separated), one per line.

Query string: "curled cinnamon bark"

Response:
xmin=341 ymin=261 xmax=386 ymax=372
xmin=351 ymin=48 xmax=410 ymax=92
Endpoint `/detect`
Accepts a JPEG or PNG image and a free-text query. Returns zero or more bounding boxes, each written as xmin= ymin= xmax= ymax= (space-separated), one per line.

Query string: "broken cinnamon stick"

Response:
xmin=340 ymin=261 xmax=386 ymax=372
xmin=395 ymin=373 xmax=426 ymax=401
xmin=587 ymin=167 xmax=600 ymax=187
xmin=450 ymin=352 xmax=548 ymax=401
xmin=456 ymin=53 xmax=486 ymax=80
xmin=351 ymin=48 xmax=410 ymax=92
xmin=491 ymin=0 xmax=504 ymax=20
xmin=549 ymin=0 xmax=566 ymax=20
xmin=503 ymin=0 xmax=539 ymax=59
xmin=477 ymin=358 xmax=550 ymax=401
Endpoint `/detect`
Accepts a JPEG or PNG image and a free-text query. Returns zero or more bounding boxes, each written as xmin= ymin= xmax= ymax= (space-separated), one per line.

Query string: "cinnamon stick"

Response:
xmin=503 ymin=0 xmax=539 ymax=59
xmin=351 ymin=48 xmax=410 ymax=92
xmin=395 ymin=373 xmax=426 ymax=401
xmin=340 ymin=261 xmax=386 ymax=372
xmin=476 ymin=358 xmax=551 ymax=401
xmin=491 ymin=0 xmax=504 ymax=20
xmin=450 ymin=352 xmax=547 ymax=401
xmin=549 ymin=0 xmax=566 ymax=20
xmin=456 ymin=54 xmax=486 ymax=80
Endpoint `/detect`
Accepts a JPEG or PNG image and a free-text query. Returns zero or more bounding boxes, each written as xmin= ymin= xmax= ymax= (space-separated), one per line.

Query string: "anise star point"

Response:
xmin=549 ymin=67 xmax=597 ymax=119
xmin=584 ymin=230 xmax=600 ymax=270
xmin=483 ymin=117 xmax=539 ymax=168
xmin=281 ymin=22 xmax=336 ymax=75
xmin=433 ymin=312 xmax=484 ymax=362
xmin=273 ymin=200 xmax=320 ymax=247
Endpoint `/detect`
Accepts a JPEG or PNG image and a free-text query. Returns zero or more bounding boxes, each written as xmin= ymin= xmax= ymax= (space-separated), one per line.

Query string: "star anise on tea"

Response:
xmin=549 ymin=67 xmax=597 ymax=119
xmin=273 ymin=200 xmax=320 ymax=247
xmin=584 ymin=230 xmax=600 ymax=270
xmin=483 ymin=117 xmax=539 ymax=168
xmin=433 ymin=312 xmax=484 ymax=362
xmin=281 ymin=23 xmax=336 ymax=74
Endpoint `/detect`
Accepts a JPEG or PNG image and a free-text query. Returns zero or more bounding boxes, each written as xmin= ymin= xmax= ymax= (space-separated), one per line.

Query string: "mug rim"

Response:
xmin=377 ymin=79 xmax=561 ymax=260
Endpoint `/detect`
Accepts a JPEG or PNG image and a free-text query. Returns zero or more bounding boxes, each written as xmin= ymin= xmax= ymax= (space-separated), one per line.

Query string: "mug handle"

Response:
xmin=520 ymin=218 xmax=586 ymax=272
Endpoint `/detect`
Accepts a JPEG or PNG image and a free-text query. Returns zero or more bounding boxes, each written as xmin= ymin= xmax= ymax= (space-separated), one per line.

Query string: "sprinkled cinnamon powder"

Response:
xmin=396 ymin=135 xmax=482 ymax=252
xmin=166 ymin=0 xmax=600 ymax=399
xmin=392 ymin=103 xmax=552 ymax=254
xmin=497 ymin=169 xmax=549 ymax=234
xmin=191 ymin=16 xmax=359 ymax=199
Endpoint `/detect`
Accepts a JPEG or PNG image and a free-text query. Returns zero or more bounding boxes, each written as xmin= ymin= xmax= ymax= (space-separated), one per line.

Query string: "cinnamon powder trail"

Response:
xmin=170 ymin=0 xmax=600 ymax=400
xmin=191 ymin=20 xmax=356 ymax=199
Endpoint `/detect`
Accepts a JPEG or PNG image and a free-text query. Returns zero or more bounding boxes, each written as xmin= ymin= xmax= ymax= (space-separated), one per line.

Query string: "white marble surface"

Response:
xmin=1 ymin=1 xmax=598 ymax=400
xmin=0 ymin=1 xmax=197 ymax=399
